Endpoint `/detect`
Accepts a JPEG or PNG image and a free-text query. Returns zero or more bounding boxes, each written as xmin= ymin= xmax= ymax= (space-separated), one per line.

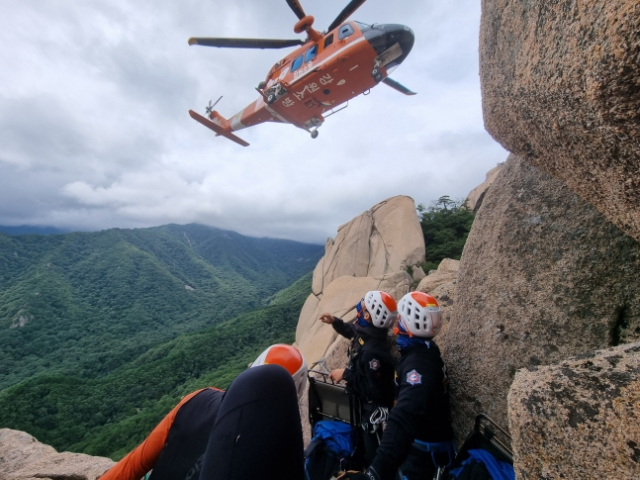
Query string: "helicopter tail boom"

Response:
xmin=188 ymin=110 xmax=250 ymax=147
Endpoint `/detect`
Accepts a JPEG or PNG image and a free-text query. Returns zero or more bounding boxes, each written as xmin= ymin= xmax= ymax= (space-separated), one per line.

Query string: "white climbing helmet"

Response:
xmin=364 ymin=291 xmax=399 ymax=329
xmin=252 ymin=344 xmax=308 ymax=398
xmin=397 ymin=292 xmax=442 ymax=338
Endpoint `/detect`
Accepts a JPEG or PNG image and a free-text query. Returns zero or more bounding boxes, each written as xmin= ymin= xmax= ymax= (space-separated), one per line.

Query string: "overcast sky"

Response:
xmin=0 ymin=0 xmax=507 ymax=244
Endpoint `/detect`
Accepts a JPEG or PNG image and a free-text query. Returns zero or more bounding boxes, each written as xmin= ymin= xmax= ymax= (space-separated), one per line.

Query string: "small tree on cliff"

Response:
xmin=417 ymin=197 xmax=475 ymax=271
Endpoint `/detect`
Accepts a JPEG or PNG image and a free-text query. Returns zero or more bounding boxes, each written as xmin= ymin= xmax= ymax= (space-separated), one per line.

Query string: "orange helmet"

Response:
xmin=397 ymin=292 xmax=442 ymax=338
xmin=364 ymin=291 xmax=398 ymax=329
xmin=251 ymin=344 xmax=308 ymax=398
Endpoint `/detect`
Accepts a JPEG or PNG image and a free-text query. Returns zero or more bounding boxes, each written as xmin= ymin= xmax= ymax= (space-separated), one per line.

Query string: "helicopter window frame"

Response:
xmin=338 ymin=23 xmax=354 ymax=40
xmin=324 ymin=34 xmax=334 ymax=49
xmin=291 ymin=55 xmax=304 ymax=72
xmin=304 ymin=45 xmax=318 ymax=63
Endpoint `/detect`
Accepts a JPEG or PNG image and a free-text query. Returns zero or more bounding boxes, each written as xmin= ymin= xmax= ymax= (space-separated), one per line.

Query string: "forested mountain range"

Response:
xmin=0 ymin=271 xmax=313 ymax=459
xmin=0 ymin=224 xmax=320 ymax=459
xmin=0 ymin=224 xmax=322 ymax=391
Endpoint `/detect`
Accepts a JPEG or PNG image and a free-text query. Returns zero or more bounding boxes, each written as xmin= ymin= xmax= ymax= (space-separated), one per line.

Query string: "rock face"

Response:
xmin=480 ymin=0 xmax=640 ymax=242
xmin=0 ymin=428 xmax=114 ymax=480
xmin=442 ymin=154 xmax=640 ymax=441
xmin=297 ymin=196 xmax=424 ymax=364
xmin=311 ymin=196 xmax=424 ymax=296
xmin=508 ymin=343 xmax=640 ymax=479
xmin=466 ymin=164 xmax=503 ymax=211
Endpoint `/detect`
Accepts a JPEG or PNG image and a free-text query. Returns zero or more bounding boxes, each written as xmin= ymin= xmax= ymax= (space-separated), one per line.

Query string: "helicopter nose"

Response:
xmin=362 ymin=24 xmax=415 ymax=69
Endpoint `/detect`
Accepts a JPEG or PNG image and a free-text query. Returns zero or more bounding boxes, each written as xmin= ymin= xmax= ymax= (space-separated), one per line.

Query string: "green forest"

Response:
xmin=0 ymin=272 xmax=312 ymax=459
xmin=417 ymin=196 xmax=475 ymax=271
xmin=0 ymin=224 xmax=321 ymax=459
xmin=0 ymin=224 xmax=322 ymax=391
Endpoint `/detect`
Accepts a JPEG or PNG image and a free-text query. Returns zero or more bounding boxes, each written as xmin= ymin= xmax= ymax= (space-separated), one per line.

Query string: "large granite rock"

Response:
xmin=442 ymin=154 xmax=640 ymax=441
xmin=297 ymin=196 xmax=423 ymax=364
xmin=311 ymin=196 xmax=425 ymax=295
xmin=508 ymin=343 xmax=640 ymax=479
xmin=466 ymin=164 xmax=503 ymax=212
xmin=480 ymin=0 xmax=640 ymax=242
xmin=0 ymin=428 xmax=113 ymax=480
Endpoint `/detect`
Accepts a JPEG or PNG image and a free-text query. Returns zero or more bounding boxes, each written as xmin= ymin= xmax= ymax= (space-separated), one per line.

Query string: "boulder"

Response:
xmin=311 ymin=196 xmax=425 ymax=295
xmin=508 ymin=343 xmax=640 ymax=479
xmin=480 ymin=0 xmax=640 ymax=242
xmin=416 ymin=259 xmax=459 ymax=294
xmin=442 ymin=154 xmax=640 ymax=442
xmin=0 ymin=428 xmax=114 ymax=480
xmin=416 ymin=271 xmax=457 ymax=295
xmin=411 ymin=266 xmax=426 ymax=282
xmin=437 ymin=258 xmax=460 ymax=273
xmin=466 ymin=164 xmax=503 ymax=212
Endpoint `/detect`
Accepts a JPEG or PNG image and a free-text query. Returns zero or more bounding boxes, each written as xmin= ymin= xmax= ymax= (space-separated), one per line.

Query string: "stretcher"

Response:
xmin=308 ymin=358 xmax=354 ymax=427
xmin=306 ymin=359 xmax=362 ymax=480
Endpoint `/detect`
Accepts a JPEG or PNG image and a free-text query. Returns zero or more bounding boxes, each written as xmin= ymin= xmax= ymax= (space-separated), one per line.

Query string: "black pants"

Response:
xmin=199 ymin=364 xmax=305 ymax=480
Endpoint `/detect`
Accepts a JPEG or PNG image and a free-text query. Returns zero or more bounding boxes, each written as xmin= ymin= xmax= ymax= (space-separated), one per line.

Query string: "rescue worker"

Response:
xmin=100 ymin=344 xmax=307 ymax=480
xmin=337 ymin=292 xmax=455 ymax=480
xmin=319 ymin=291 xmax=397 ymax=466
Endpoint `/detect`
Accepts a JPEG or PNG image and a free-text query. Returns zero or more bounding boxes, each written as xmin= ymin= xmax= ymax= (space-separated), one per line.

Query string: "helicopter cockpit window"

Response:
xmin=338 ymin=23 xmax=354 ymax=40
xmin=305 ymin=45 xmax=318 ymax=63
xmin=324 ymin=34 xmax=334 ymax=49
xmin=353 ymin=21 xmax=371 ymax=32
xmin=291 ymin=55 xmax=303 ymax=72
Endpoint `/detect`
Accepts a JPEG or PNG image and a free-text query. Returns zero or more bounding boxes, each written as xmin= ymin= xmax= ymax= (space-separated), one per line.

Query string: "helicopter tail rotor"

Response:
xmin=205 ymin=96 xmax=223 ymax=115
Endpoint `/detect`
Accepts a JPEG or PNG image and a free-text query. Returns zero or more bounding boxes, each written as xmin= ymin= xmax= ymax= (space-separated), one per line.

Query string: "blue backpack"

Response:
xmin=305 ymin=421 xmax=355 ymax=480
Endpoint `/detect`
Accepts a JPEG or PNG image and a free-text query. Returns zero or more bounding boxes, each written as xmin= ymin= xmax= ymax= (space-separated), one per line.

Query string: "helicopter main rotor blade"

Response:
xmin=327 ymin=0 xmax=367 ymax=32
xmin=188 ymin=37 xmax=304 ymax=49
xmin=382 ymin=77 xmax=417 ymax=96
xmin=286 ymin=0 xmax=306 ymax=20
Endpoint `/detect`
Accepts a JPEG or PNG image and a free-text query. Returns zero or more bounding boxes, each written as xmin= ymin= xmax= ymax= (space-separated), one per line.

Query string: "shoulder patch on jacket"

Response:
xmin=369 ymin=358 xmax=380 ymax=371
xmin=406 ymin=369 xmax=422 ymax=385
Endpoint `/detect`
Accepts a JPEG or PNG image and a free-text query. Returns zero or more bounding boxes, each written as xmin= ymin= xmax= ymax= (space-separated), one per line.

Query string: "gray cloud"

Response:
xmin=0 ymin=0 xmax=507 ymax=244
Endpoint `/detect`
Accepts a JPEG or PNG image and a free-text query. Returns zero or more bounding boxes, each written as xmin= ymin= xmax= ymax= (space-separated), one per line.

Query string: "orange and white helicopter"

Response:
xmin=188 ymin=0 xmax=415 ymax=146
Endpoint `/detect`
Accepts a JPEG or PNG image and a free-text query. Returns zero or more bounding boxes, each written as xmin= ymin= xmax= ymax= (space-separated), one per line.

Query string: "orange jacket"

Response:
xmin=100 ymin=388 xmax=220 ymax=480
